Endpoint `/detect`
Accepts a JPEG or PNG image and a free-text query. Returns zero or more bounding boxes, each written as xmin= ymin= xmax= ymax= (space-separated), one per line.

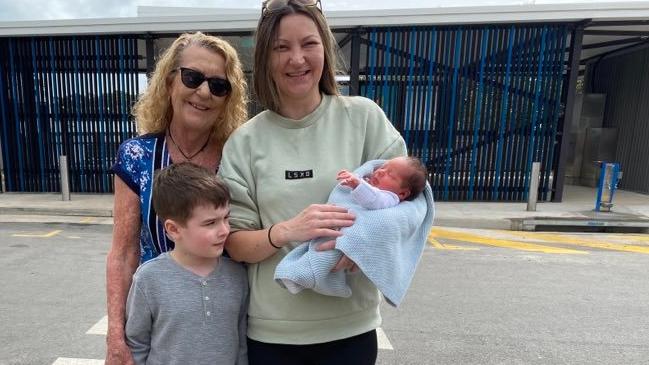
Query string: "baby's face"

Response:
xmin=368 ymin=158 xmax=412 ymax=200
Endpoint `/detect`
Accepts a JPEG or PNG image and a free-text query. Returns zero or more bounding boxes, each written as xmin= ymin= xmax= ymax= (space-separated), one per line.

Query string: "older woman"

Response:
xmin=105 ymin=32 xmax=247 ymax=365
xmin=218 ymin=1 xmax=407 ymax=364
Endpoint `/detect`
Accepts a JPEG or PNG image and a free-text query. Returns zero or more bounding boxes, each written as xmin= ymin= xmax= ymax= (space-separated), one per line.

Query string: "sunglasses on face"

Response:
xmin=176 ymin=67 xmax=231 ymax=97
xmin=261 ymin=0 xmax=322 ymax=17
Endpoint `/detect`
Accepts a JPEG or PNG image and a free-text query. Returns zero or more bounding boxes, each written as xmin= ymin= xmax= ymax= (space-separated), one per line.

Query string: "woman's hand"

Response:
xmin=226 ymin=204 xmax=355 ymax=264
xmin=273 ymin=204 xmax=355 ymax=246
xmin=105 ymin=335 xmax=135 ymax=365
xmin=316 ymin=240 xmax=359 ymax=273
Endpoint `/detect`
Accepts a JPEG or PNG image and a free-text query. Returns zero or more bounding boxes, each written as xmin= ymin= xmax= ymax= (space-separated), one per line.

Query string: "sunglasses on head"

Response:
xmin=176 ymin=67 xmax=231 ymax=97
xmin=261 ymin=0 xmax=322 ymax=17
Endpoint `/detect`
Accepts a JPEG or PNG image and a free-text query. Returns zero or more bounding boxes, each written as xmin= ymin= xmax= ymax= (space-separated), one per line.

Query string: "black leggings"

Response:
xmin=247 ymin=330 xmax=378 ymax=365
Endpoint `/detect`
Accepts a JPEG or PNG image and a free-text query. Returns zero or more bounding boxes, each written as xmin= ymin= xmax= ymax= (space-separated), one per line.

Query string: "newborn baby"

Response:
xmin=274 ymin=157 xmax=431 ymax=305
xmin=336 ymin=156 xmax=426 ymax=210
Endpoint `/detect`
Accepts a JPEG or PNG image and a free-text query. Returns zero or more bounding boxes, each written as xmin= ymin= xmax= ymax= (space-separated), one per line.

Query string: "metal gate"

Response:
xmin=0 ymin=35 xmax=139 ymax=193
xmin=360 ymin=24 xmax=570 ymax=201
xmin=1 ymin=25 xmax=573 ymax=199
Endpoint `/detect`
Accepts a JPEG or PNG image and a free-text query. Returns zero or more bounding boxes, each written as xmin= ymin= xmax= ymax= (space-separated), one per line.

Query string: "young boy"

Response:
xmin=125 ymin=162 xmax=248 ymax=365
xmin=274 ymin=157 xmax=434 ymax=307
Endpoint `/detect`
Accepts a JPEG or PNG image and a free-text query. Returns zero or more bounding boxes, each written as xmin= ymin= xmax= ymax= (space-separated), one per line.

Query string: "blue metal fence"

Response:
xmin=1 ymin=25 xmax=571 ymax=199
xmin=361 ymin=24 xmax=569 ymax=201
xmin=0 ymin=35 xmax=139 ymax=193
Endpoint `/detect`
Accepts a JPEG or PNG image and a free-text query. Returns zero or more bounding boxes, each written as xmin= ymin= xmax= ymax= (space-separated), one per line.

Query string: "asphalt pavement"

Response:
xmin=2 ymin=223 xmax=648 ymax=364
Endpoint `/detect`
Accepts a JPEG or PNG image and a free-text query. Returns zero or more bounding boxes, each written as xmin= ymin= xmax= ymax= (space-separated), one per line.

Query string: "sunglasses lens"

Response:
xmin=180 ymin=68 xmax=204 ymax=89
xmin=208 ymin=78 xmax=231 ymax=97
xmin=264 ymin=0 xmax=284 ymax=12
xmin=179 ymin=68 xmax=230 ymax=97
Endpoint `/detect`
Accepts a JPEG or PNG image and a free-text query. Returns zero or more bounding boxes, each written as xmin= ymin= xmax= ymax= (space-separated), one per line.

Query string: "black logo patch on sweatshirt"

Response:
xmin=285 ymin=170 xmax=314 ymax=180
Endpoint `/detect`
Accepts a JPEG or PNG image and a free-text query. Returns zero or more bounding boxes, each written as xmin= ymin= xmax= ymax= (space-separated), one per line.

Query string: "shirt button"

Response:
xmin=201 ymin=281 xmax=207 ymax=286
xmin=206 ymin=311 xmax=211 ymax=316
xmin=204 ymin=296 xmax=209 ymax=301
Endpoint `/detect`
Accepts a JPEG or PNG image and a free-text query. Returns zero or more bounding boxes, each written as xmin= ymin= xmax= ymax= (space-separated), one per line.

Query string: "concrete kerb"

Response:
xmin=0 ymin=193 xmax=114 ymax=225
xmin=0 ymin=207 xmax=112 ymax=217
xmin=434 ymin=217 xmax=513 ymax=230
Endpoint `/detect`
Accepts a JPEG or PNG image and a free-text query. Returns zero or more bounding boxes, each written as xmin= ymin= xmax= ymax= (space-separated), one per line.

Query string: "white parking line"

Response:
xmin=51 ymin=358 xmax=104 ymax=365
xmin=377 ymin=327 xmax=394 ymax=350
xmin=12 ymin=230 xmax=62 ymax=238
xmin=86 ymin=316 xmax=107 ymax=335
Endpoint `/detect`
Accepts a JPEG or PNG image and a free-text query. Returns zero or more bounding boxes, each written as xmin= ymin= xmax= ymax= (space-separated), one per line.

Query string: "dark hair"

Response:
xmin=152 ymin=162 xmax=230 ymax=225
xmin=253 ymin=0 xmax=340 ymax=113
xmin=402 ymin=157 xmax=428 ymax=201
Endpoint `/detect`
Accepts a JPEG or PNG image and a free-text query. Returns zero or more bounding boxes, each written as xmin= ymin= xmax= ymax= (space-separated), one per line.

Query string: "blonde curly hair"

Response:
xmin=133 ymin=32 xmax=248 ymax=146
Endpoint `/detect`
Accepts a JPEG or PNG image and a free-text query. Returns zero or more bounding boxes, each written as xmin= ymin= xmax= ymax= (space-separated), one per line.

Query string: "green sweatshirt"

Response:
xmin=218 ymin=94 xmax=407 ymax=344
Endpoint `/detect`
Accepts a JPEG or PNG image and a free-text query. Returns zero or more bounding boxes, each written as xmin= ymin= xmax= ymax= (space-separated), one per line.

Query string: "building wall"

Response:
xmin=587 ymin=46 xmax=649 ymax=194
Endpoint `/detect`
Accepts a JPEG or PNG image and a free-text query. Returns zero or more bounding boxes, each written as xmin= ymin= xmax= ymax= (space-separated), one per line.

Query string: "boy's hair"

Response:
xmin=152 ymin=162 xmax=230 ymax=225
xmin=402 ymin=157 xmax=428 ymax=201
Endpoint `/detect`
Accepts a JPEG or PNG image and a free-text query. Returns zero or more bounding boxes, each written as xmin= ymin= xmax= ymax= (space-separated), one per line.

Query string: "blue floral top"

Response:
xmin=112 ymin=133 xmax=222 ymax=264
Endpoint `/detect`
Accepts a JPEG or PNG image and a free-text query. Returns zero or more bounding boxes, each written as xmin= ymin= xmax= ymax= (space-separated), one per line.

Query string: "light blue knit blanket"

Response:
xmin=274 ymin=159 xmax=435 ymax=307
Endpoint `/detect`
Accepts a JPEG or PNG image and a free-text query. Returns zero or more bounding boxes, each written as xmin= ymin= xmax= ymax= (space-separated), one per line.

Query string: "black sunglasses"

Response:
xmin=261 ymin=0 xmax=322 ymax=17
xmin=176 ymin=67 xmax=231 ymax=97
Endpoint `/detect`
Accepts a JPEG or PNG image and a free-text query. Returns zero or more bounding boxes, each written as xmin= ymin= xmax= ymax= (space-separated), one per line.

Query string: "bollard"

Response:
xmin=0 ymin=140 xmax=4 ymax=193
xmin=527 ymin=162 xmax=540 ymax=211
xmin=60 ymin=155 xmax=70 ymax=201
xmin=595 ymin=162 xmax=621 ymax=212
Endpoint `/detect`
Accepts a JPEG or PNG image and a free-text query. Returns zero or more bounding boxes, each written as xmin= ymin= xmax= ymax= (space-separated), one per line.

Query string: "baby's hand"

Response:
xmin=337 ymin=170 xmax=360 ymax=188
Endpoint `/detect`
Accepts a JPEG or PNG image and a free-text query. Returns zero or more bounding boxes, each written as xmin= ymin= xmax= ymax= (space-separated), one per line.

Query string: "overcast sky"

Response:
xmin=0 ymin=0 xmax=646 ymax=21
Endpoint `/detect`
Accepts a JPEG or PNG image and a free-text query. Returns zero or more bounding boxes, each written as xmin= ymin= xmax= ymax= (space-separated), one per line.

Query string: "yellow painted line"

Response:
xmin=430 ymin=228 xmax=587 ymax=254
xmin=504 ymin=231 xmax=649 ymax=255
xmin=428 ymin=237 xmax=480 ymax=251
xmin=609 ymin=234 xmax=649 ymax=243
xmin=12 ymin=229 xmax=62 ymax=238
xmin=80 ymin=217 xmax=95 ymax=223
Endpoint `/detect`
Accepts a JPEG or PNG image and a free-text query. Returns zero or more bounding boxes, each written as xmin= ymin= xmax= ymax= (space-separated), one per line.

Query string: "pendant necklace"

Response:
xmin=167 ymin=128 xmax=211 ymax=161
